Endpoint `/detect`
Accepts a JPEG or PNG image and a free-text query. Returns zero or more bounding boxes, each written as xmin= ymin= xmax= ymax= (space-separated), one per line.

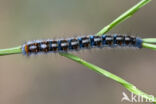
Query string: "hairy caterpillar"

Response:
xmin=22 ymin=34 xmax=142 ymax=56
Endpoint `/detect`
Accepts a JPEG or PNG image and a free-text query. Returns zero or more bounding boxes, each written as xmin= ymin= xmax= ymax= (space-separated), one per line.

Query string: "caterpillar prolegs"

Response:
xmin=22 ymin=34 xmax=143 ymax=56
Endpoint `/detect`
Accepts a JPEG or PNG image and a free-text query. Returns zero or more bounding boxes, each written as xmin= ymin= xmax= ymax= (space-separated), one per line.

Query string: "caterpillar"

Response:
xmin=22 ymin=34 xmax=143 ymax=56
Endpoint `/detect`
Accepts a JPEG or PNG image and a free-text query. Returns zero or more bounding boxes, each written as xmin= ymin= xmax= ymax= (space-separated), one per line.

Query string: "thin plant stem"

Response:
xmin=143 ymin=38 xmax=156 ymax=44
xmin=97 ymin=0 xmax=151 ymax=36
xmin=142 ymin=43 xmax=156 ymax=50
xmin=142 ymin=38 xmax=156 ymax=50
xmin=60 ymin=53 xmax=156 ymax=103
xmin=0 ymin=46 xmax=22 ymax=56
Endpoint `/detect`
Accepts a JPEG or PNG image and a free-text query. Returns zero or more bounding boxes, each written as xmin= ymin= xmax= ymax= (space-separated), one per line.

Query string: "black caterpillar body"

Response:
xmin=22 ymin=34 xmax=142 ymax=55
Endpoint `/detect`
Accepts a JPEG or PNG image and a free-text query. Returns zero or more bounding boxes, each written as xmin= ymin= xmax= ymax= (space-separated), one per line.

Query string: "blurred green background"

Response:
xmin=0 ymin=0 xmax=156 ymax=104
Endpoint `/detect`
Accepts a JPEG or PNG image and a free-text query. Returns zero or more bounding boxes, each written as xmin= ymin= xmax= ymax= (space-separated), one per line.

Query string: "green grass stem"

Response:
xmin=60 ymin=53 xmax=156 ymax=103
xmin=143 ymin=38 xmax=156 ymax=44
xmin=142 ymin=43 xmax=156 ymax=50
xmin=0 ymin=46 xmax=22 ymax=56
xmin=97 ymin=0 xmax=151 ymax=36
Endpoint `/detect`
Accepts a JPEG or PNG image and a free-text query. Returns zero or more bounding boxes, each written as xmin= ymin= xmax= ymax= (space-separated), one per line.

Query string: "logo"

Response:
xmin=121 ymin=92 xmax=155 ymax=103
